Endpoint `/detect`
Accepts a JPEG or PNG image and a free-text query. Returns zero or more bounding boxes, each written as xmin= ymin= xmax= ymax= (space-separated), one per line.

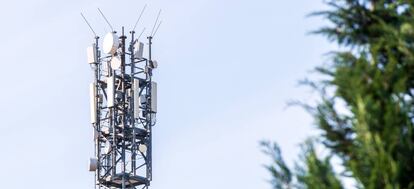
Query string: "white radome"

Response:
xmin=138 ymin=144 xmax=147 ymax=153
xmin=110 ymin=56 xmax=122 ymax=70
xmin=103 ymin=32 xmax=119 ymax=54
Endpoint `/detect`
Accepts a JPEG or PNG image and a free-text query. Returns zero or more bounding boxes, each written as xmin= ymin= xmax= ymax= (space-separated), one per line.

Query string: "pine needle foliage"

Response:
xmin=263 ymin=1 xmax=414 ymax=188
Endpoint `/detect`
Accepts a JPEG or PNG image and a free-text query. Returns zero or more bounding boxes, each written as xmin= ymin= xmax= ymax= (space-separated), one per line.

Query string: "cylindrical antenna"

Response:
xmin=137 ymin=28 xmax=146 ymax=40
xmin=150 ymin=10 xmax=162 ymax=37
xmin=98 ymin=8 xmax=114 ymax=32
xmin=80 ymin=13 xmax=97 ymax=37
xmin=152 ymin=21 xmax=162 ymax=38
xmin=132 ymin=4 xmax=147 ymax=31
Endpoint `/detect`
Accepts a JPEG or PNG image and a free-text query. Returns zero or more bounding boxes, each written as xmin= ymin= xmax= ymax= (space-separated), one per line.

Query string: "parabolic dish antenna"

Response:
xmin=110 ymin=56 xmax=122 ymax=70
xmin=138 ymin=144 xmax=147 ymax=153
xmin=103 ymin=32 xmax=119 ymax=55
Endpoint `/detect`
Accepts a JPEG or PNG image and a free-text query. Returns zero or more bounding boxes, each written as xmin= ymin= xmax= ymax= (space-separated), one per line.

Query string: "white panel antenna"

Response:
xmin=87 ymin=44 xmax=98 ymax=64
xmin=151 ymin=82 xmax=157 ymax=113
xmin=134 ymin=41 xmax=144 ymax=59
xmin=89 ymin=82 xmax=97 ymax=123
xmin=107 ymin=76 xmax=115 ymax=107
xmin=133 ymin=79 xmax=140 ymax=118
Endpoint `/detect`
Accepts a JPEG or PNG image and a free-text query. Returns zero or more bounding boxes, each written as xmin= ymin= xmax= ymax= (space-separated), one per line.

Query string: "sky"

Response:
xmin=0 ymin=0 xmax=335 ymax=188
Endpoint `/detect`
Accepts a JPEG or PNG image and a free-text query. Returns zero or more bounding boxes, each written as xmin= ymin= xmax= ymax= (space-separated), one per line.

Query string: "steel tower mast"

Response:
xmin=86 ymin=26 xmax=158 ymax=189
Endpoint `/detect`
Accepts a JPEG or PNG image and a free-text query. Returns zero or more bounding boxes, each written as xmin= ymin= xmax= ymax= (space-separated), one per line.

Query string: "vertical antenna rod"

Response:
xmin=81 ymin=13 xmax=97 ymax=37
xmin=152 ymin=21 xmax=162 ymax=38
xmin=132 ymin=4 xmax=147 ymax=31
xmin=98 ymin=8 xmax=114 ymax=32
xmin=137 ymin=28 xmax=146 ymax=40
xmin=150 ymin=10 xmax=162 ymax=36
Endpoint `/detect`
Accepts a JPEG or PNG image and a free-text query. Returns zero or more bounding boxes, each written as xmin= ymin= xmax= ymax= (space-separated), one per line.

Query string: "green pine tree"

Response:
xmin=263 ymin=1 xmax=414 ymax=188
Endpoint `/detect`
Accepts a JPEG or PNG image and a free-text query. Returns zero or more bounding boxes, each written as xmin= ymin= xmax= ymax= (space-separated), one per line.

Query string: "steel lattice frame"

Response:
xmin=90 ymin=27 xmax=156 ymax=189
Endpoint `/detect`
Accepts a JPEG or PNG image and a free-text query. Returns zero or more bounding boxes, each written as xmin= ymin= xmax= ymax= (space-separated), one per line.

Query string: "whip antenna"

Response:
xmin=80 ymin=13 xmax=97 ymax=37
xmin=132 ymin=4 xmax=147 ymax=31
xmin=150 ymin=9 xmax=162 ymax=36
xmin=152 ymin=21 xmax=162 ymax=38
xmin=137 ymin=28 xmax=146 ymax=40
xmin=98 ymin=8 xmax=114 ymax=32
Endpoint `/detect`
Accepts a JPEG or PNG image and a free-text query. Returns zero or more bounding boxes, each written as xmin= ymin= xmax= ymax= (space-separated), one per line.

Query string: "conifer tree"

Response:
xmin=264 ymin=1 xmax=414 ymax=188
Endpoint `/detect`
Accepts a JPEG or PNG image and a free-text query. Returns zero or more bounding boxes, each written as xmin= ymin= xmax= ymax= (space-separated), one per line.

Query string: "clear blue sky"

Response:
xmin=0 ymin=0 xmax=335 ymax=188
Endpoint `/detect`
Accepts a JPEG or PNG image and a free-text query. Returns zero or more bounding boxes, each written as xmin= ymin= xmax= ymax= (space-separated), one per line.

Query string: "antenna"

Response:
xmin=80 ymin=13 xmax=97 ymax=37
xmin=152 ymin=21 xmax=162 ymax=38
xmin=132 ymin=4 xmax=147 ymax=31
xmin=98 ymin=8 xmax=114 ymax=32
xmin=137 ymin=28 xmax=146 ymax=40
xmin=150 ymin=10 xmax=162 ymax=37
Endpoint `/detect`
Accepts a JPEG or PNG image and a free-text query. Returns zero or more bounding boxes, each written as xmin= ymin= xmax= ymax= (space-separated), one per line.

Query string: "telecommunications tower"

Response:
xmin=85 ymin=10 xmax=160 ymax=189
